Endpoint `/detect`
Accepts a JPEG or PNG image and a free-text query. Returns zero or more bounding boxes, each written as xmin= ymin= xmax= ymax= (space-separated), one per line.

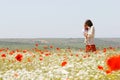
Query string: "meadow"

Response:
xmin=0 ymin=38 xmax=120 ymax=80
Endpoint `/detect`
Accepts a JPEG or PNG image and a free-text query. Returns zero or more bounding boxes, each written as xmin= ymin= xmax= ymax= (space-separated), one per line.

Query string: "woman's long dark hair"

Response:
xmin=85 ymin=19 xmax=93 ymax=27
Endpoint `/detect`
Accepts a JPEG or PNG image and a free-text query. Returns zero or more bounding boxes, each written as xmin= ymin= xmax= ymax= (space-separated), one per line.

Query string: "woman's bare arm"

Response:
xmin=87 ymin=27 xmax=94 ymax=38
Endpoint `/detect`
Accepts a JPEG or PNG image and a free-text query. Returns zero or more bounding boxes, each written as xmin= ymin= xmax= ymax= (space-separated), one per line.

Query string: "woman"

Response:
xmin=83 ymin=19 xmax=96 ymax=52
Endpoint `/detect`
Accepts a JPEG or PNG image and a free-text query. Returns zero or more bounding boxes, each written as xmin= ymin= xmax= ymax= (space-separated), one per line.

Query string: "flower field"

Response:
xmin=0 ymin=45 xmax=120 ymax=80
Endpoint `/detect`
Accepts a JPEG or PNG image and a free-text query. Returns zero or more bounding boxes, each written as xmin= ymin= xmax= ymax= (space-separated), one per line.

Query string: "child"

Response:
xmin=83 ymin=19 xmax=96 ymax=52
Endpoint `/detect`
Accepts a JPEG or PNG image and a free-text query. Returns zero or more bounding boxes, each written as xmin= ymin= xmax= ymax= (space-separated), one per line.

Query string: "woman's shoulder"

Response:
xmin=90 ymin=26 xmax=95 ymax=30
xmin=91 ymin=26 xmax=94 ymax=28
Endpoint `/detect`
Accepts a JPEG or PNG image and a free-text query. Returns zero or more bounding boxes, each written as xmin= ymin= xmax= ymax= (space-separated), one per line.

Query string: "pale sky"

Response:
xmin=0 ymin=0 xmax=120 ymax=38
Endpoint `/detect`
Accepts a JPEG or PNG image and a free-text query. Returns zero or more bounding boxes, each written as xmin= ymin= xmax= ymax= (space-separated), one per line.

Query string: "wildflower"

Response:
xmin=106 ymin=69 xmax=111 ymax=74
xmin=98 ymin=65 xmax=103 ymax=70
xmin=23 ymin=50 xmax=27 ymax=53
xmin=61 ymin=61 xmax=67 ymax=67
xmin=44 ymin=52 xmax=50 ymax=56
xmin=45 ymin=53 xmax=49 ymax=56
xmin=0 ymin=49 xmax=3 ymax=52
xmin=106 ymin=55 xmax=120 ymax=71
xmin=9 ymin=50 xmax=15 ymax=55
xmin=35 ymin=43 xmax=39 ymax=47
xmin=15 ymin=54 xmax=23 ymax=62
xmin=56 ymin=48 xmax=60 ymax=51
xmin=39 ymin=57 xmax=43 ymax=61
xmin=109 ymin=46 xmax=113 ymax=50
xmin=83 ymin=55 xmax=87 ymax=58
xmin=16 ymin=49 xmax=20 ymax=52
xmin=1 ymin=54 xmax=6 ymax=58
xmin=76 ymin=54 xmax=79 ymax=57
xmin=50 ymin=45 xmax=53 ymax=48
xmin=103 ymin=48 xmax=107 ymax=53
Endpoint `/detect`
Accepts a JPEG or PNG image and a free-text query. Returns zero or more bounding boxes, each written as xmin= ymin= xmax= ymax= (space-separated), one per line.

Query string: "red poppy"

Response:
xmin=23 ymin=50 xmax=27 ymax=53
xmin=35 ymin=43 xmax=39 ymax=47
xmin=44 ymin=52 xmax=50 ymax=56
xmin=1 ymin=54 xmax=6 ymax=57
xmin=61 ymin=61 xmax=67 ymax=67
xmin=109 ymin=46 xmax=113 ymax=50
xmin=106 ymin=69 xmax=111 ymax=74
xmin=87 ymin=54 xmax=90 ymax=57
xmin=106 ymin=55 xmax=120 ymax=71
xmin=76 ymin=54 xmax=79 ymax=57
xmin=45 ymin=53 xmax=49 ymax=56
xmin=9 ymin=50 xmax=15 ymax=55
xmin=50 ymin=45 xmax=53 ymax=48
xmin=39 ymin=57 xmax=43 ymax=61
xmin=98 ymin=65 xmax=104 ymax=70
xmin=0 ymin=49 xmax=3 ymax=52
xmin=40 ymin=51 xmax=44 ymax=54
xmin=103 ymin=48 xmax=107 ymax=53
xmin=16 ymin=49 xmax=20 ymax=52
xmin=56 ymin=48 xmax=60 ymax=51
xmin=15 ymin=54 xmax=23 ymax=62
xmin=83 ymin=55 xmax=87 ymax=58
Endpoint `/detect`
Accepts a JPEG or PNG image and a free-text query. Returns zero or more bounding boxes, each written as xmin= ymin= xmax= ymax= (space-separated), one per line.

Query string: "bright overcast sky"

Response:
xmin=0 ymin=0 xmax=120 ymax=38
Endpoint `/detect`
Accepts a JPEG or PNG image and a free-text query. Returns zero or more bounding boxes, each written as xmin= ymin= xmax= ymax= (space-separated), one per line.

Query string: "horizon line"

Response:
xmin=0 ymin=37 xmax=119 ymax=39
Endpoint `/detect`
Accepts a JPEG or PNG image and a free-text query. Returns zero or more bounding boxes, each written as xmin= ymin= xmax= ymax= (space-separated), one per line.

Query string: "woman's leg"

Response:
xmin=85 ymin=45 xmax=91 ymax=52
xmin=91 ymin=44 xmax=96 ymax=52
